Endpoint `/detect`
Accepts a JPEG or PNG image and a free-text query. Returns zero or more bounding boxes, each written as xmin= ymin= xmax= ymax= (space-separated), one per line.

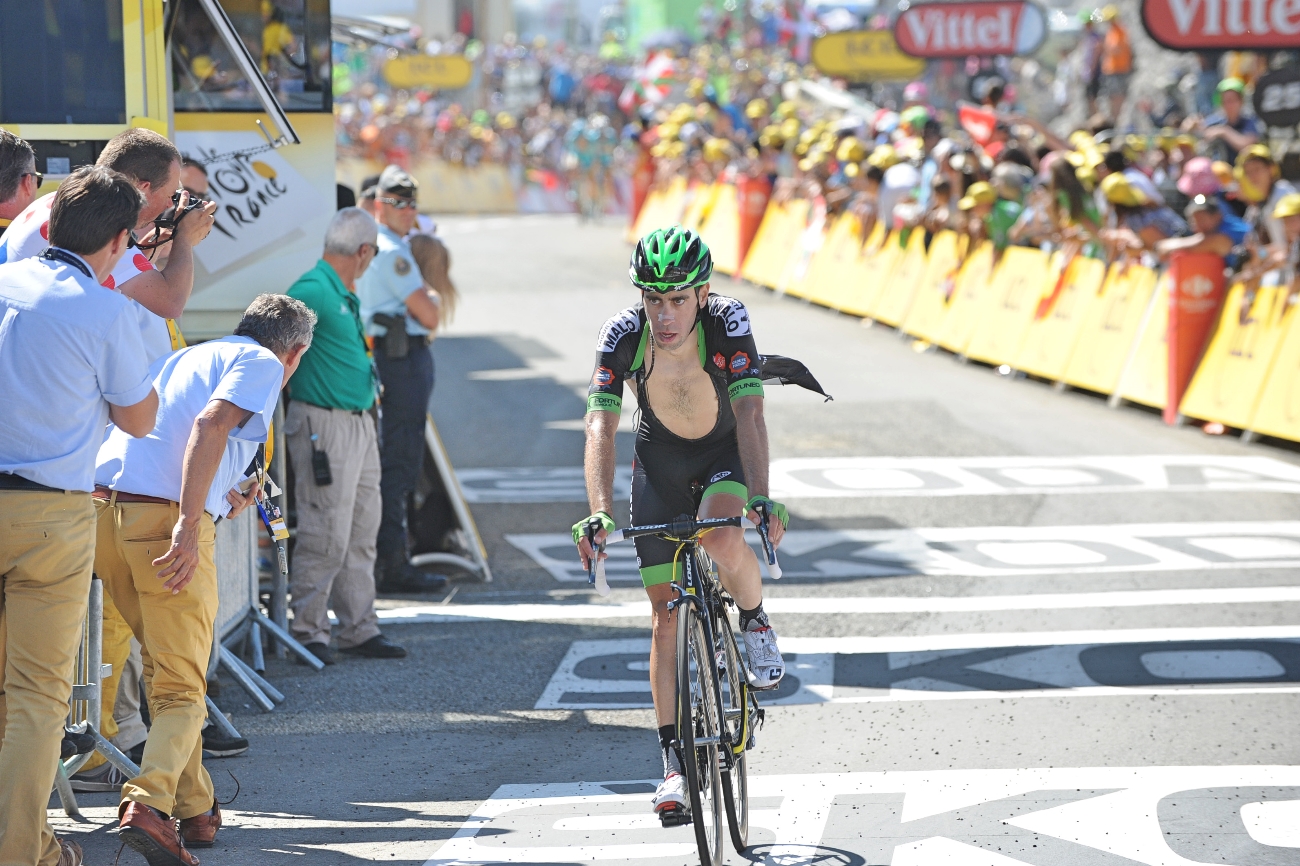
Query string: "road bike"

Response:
xmin=587 ymin=512 xmax=781 ymax=866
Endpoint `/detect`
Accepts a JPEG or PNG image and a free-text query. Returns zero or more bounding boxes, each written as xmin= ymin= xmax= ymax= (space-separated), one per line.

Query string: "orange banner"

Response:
xmin=1165 ymin=252 xmax=1227 ymax=424
xmin=736 ymin=175 xmax=772 ymax=271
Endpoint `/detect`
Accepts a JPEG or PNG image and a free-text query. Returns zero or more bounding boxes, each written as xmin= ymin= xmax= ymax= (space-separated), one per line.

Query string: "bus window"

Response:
xmin=0 ymin=1 xmax=127 ymax=125
xmin=171 ymin=0 xmax=330 ymax=113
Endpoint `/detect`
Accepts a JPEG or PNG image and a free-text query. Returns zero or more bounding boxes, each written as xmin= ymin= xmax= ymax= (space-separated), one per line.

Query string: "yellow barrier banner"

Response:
xmin=819 ymin=220 xmax=881 ymax=311
xmin=1116 ymin=271 xmax=1171 ymax=409
xmin=698 ymin=184 xmax=742 ymax=275
xmin=1247 ymin=294 xmax=1300 ymax=441
xmin=872 ymin=230 xmax=929 ymax=326
xmin=680 ymin=182 xmax=719 ymax=233
xmin=1061 ymin=262 xmax=1159 ymax=395
xmin=630 ymin=177 xmax=688 ymax=241
xmin=965 ymin=247 xmax=1054 ymax=367
xmin=740 ymin=198 xmax=809 ymax=289
xmin=1014 ymin=255 xmax=1107 ymax=382
xmin=900 ymin=231 xmax=964 ymax=344
xmin=936 ymin=242 xmax=996 ymax=354
xmin=836 ymin=229 xmax=903 ymax=318
xmin=805 ymin=213 xmax=861 ymax=308
xmin=1180 ymin=283 xmax=1290 ymax=429
xmin=776 ymin=198 xmax=827 ymax=299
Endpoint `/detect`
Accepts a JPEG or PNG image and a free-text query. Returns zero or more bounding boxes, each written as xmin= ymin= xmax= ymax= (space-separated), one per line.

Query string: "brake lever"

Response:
xmin=585 ymin=525 xmax=611 ymax=597
xmin=754 ymin=508 xmax=782 ymax=580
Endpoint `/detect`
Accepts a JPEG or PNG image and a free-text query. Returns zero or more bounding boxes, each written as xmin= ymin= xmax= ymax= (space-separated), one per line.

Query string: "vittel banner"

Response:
xmin=1142 ymin=0 xmax=1300 ymax=49
xmin=893 ymin=1 xmax=1047 ymax=58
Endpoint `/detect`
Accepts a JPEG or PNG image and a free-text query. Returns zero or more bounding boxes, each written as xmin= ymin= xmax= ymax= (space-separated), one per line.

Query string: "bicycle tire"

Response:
xmin=677 ymin=597 xmax=723 ymax=866
xmin=717 ymin=613 xmax=750 ymax=852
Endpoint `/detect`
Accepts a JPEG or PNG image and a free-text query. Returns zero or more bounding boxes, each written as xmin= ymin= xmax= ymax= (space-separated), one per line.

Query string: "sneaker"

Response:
xmin=743 ymin=622 xmax=785 ymax=690
xmin=60 ymin=728 xmax=96 ymax=760
xmin=70 ymin=763 xmax=130 ymax=793
xmin=202 ymin=727 xmax=249 ymax=759
xmin=652 ymin=772 xmax=689 ymax=814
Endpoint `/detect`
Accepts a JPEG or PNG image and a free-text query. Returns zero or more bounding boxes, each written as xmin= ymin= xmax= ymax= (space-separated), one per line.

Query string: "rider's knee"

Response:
xmin=700 ymin=527 xmax=747 ymax=568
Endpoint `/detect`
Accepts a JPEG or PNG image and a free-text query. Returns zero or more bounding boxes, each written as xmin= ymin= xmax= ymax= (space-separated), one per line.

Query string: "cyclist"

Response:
xmin=573 ymin=226 xmax=789 ymax=821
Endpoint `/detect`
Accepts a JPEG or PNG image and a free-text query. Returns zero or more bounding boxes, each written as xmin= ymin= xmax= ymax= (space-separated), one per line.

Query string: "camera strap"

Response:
xmin=40 ymin=247 xmax=93 ymax=281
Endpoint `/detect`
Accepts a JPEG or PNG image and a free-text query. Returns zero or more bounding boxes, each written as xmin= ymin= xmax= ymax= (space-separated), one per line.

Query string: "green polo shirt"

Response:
xmin=286 ymin=259 xmax=376 ymax=412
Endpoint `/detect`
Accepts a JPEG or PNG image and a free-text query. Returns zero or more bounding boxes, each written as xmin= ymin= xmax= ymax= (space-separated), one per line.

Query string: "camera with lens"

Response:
xmin=154 ymin=190 xmax=209 ymax=231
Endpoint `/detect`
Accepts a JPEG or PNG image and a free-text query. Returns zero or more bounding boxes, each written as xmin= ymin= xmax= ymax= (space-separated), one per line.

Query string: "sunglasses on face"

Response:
xmin=377 ymin=196 xmax=417 ymax=209
xmin=24 ymin=170 xmax=43 ymax=187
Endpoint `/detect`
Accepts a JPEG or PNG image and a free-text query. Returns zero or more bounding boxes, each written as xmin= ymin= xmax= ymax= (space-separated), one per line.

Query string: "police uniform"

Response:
xmin=355 ymin=168 xmax=439 ymax=588
xmin=0 ymin=248 xmax=153 ymax=866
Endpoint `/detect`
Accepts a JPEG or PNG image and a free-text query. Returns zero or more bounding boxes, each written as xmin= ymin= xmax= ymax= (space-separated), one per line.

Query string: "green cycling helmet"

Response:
xmin=629 ymin=226 xmax=713 ymax=292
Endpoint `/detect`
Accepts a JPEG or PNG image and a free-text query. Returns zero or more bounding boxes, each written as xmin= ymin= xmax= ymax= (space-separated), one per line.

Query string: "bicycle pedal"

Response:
xmin=658 ymin=805 xmax=692 ymax=827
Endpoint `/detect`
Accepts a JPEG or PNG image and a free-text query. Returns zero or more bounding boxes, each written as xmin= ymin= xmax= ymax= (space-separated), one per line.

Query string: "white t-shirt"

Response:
xmin=96 ymin=336 xmax=283 ymax=518
xmin=0 ymin=193 xmax=173 ymax=363
xmin=0 ymin=254 xmax=153 ymax=491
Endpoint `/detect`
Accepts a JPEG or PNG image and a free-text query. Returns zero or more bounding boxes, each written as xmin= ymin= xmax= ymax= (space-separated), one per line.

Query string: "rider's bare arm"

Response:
xmin=584 ymin=409 xmax=619 ymax=517
xmin=733 ymin=394 xmax=783 ymax=545
xmin=732 ymin=395 xmax=769 ymax=498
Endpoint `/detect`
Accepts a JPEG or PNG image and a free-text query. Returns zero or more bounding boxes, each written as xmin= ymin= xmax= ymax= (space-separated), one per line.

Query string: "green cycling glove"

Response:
xmin=745 ymin=495 xmax=789 ymax=528
xmin=572 ymin=511 xmax=616 ymax=545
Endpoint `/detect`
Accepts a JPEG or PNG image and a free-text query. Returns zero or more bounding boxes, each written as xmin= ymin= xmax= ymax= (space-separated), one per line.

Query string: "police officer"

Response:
xmin=356 ymin=166 xmax=446 ymax=593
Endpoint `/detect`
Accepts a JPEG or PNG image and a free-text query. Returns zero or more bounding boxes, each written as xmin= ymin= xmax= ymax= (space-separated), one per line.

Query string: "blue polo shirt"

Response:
xmin=0 ymin=252 xmax=154 ymax=491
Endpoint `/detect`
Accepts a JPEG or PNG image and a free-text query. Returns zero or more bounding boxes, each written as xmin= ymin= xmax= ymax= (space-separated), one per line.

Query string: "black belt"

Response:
xmin=0 ymin=473 xmax=64 ymax=493
xmin=296 ymin=400 xmax=366 ymax=416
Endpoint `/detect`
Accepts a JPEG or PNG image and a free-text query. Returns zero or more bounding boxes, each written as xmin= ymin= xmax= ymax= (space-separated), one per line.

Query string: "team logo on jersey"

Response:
xmin=711 ymin=296 xmax=751 ymax=336
xmin=395 ymin=256 xmax=411 ymax=275
xmin=709 ymin=471 xmax=731 ymax=483
xmin=729 ymin=352 xmax=751 ymax=373
xmin=597 ymin=309 xmax=639 ymax=352
xmin=592 ymin=366 xmax=615 ymax=387
xmin=713 ymin=352 xmax=726 ymax=369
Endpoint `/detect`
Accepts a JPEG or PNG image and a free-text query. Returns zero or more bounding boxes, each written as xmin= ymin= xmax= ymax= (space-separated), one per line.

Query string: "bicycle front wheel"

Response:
xmin=677 ymin=598 xmax=723 ymax=866
xmin=717 ymin=614 xmax=749 ymax=852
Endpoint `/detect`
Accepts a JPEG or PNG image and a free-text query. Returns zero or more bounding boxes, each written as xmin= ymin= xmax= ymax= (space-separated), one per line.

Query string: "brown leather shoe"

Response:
xmin=179 ymin=803 xmax=221 ymax=849
xmin=56 ymin=837 xmax=83 ymax=866
xmin=118 ymin=800 xmax=199 ymax=866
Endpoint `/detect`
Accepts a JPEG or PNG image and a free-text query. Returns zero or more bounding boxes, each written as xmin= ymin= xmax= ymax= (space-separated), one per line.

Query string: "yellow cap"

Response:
xmin=1211 ymin=160 xmax=1234 ymax=184
xmin=1101 ymin=173 xmax=1148 ymax=207
xmin=836 ymin=137 xmax=866 ymax=163
xmin=495 ymin=112 xmax=515 ymax=129
xmin=1273 ymin=193 xmax=1300 ymax=219
xmin=867 ymin=144 xmax=899 ymax=170
xmin=776 ymin=100 xmax=798 ymax=119
xmin=843 ymin=162 xmax=860 ymax=178
xmin=1099 ymin=4 xmax=1119 ymax=20
xmin=1236 ymin=143 xmax=1276 ymax=168
xmin=958 ymin=181 xmax=996 ymax=210
xmin=745 ymin=98 xmax=769 ymax=120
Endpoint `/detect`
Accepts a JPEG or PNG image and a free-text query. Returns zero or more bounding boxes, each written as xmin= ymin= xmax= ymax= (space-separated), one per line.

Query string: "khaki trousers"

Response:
xmin=285 ymin=401 xmax=382 ymax=649
xmin=93 ymin=499 xmax=216 ymax=819
xmin=0 ymin=490 xmax=94 ymax=866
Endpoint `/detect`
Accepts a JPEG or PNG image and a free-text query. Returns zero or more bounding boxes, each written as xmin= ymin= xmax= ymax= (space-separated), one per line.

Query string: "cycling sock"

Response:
xmin=658 ymin=724 xmax=681 ymax=777
xmin=739 ymin=603 xmax=769 ymax=632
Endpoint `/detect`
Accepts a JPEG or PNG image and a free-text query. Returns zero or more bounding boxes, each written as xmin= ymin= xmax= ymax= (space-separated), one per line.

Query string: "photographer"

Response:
xmin=3 ymin=128 xmax=216 ymax=363
xmin=0 ymin=166 xmax=158 ymax=866
xmin=356 ymin=166 xmax=446 ymax=594
xmin=285 ymin=208 xmax=408 ymax=663
xmin=0 ymin=130 xmax=39 ymax=239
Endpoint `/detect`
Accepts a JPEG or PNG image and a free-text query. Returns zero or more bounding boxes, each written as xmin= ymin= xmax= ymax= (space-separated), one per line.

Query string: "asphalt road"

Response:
xmin=58 ymin=214 xmax=1300 ymax=865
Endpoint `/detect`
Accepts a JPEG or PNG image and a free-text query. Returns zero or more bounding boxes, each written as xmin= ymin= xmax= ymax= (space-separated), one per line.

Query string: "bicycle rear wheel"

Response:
xmin=717 ymin=614 xmax=749 ymax=852
xmin=677 ymin=598 xmax=723 ymax=866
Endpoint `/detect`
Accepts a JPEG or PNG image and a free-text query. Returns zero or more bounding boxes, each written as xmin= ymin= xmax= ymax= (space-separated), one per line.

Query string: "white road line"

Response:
xmin=535 ymin=630 xmax=1300 ymax=710
xmin=507 ymin=520 xmax=1300 ymax=582
xmin=456 ymin=455 xmax=1300 ymax=503
xmin=423 ymin=767 xmax=1300 ymax=866
xmin=367 ymin=586 xmax=1300 ymax=625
